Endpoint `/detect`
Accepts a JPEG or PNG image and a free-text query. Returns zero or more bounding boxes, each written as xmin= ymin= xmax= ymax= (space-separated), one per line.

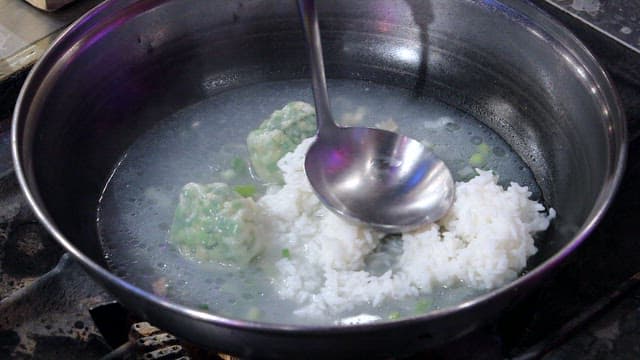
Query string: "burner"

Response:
xmin=0 ymin=254 xmax=112 ymax=357
xmin=0 ymin=174 xmax=57 ymax=299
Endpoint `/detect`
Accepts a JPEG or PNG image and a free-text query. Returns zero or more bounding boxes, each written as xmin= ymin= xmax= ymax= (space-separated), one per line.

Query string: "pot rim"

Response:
xmin=11 ymin=0 xmax=628 ymax=335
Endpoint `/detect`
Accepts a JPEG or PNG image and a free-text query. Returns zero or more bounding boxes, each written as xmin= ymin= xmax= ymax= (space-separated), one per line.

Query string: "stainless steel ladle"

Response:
xmin=297 ymin=0 xmax=455 ymax=233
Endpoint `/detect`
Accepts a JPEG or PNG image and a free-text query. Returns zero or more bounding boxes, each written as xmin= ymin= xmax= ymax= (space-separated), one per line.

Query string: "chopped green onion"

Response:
xmin=247 ymin=306 xmax=261 ymax=320
xmin=281 ymin=248 xmax=291 ymax=259
xmin=469 ymin=142 xmax=490 ymax=168
xmin=476 ymin=142 xmax=491 ymax=156
xmin=388 ymin=311 xmax=401 ymax=320
xmin=469 ymin=153 xmax=486 ymax=167
xmin=234 ymin=184 xmax=257 ymax=198
xmin=197 ymin=303 xmax=209 ymax=310
xmin=415 ymin=298 xmax=433 ymax=314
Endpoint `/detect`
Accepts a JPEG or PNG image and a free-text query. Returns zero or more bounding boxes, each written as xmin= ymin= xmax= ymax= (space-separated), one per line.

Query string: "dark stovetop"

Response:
xmin=2 ymin=1 xmax=640 ymax=358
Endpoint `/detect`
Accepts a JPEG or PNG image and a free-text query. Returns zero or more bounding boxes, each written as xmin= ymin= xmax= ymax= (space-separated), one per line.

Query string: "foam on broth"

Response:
xmin=97 ymin=79 xmax=540 ymax=325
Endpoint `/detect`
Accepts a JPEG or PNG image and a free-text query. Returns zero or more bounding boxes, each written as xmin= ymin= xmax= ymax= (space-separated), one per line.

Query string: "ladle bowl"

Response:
xmin=299 ymin=0 xmax=455 ymax=232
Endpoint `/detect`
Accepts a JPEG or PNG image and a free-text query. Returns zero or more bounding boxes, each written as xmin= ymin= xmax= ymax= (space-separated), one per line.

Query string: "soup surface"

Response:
xmin=98 ymin=79 xmax=548 ymax=325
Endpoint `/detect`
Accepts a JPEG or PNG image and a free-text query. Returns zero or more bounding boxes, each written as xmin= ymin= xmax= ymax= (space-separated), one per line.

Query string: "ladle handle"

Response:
xmin=297 ymin=0 xmax=338 ymax=134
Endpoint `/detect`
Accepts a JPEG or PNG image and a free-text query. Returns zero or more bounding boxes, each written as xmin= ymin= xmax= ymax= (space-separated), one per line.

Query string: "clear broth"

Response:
xmin=97 ymin=79 xmax=540 ymax=325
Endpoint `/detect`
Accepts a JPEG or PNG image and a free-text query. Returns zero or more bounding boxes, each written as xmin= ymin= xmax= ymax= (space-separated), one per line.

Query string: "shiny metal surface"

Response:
xmin=539 ymin=0 xmax=640 ymax=54
xmin=11 ymin=0 xmax=626 ymax=358
xmin=298 ymin=0 xmax=454 ymax=232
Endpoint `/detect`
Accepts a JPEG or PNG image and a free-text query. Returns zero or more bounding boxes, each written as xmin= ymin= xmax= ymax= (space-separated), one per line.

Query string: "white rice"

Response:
xmin=256 ymin=137 xmax=556 ymax=319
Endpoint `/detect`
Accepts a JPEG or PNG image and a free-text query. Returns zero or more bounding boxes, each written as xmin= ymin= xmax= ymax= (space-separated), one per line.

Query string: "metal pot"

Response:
xmin=12 ymin=0 xmax=626 ymax=358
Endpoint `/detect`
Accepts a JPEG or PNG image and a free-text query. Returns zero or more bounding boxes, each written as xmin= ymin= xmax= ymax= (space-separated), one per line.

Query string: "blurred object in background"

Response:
xmin=23 ymin=0 xmax=78 ymax=11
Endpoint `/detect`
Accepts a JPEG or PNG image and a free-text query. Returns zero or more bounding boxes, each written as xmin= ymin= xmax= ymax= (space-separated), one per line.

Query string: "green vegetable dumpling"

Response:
xmin=169 ymin=182 xmax=262 ymax=266
xmin=246 ymin=101 xmax=316 ymax=184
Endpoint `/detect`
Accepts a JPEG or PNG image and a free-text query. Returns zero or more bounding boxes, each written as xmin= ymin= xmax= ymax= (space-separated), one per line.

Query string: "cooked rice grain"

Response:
xmin=257 ymin=138 xmax=555 ymax=318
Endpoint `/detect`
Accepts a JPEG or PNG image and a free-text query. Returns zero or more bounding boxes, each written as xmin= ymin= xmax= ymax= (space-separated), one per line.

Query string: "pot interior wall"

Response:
xmin=22 ymin=0 xmax=614 ymax=290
